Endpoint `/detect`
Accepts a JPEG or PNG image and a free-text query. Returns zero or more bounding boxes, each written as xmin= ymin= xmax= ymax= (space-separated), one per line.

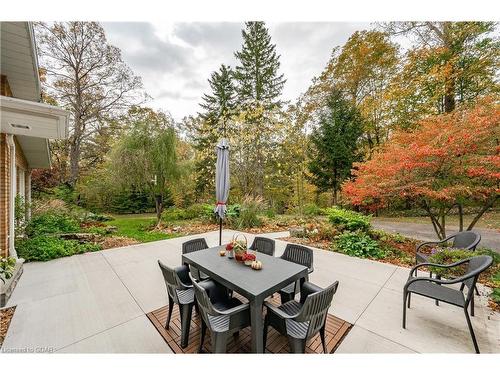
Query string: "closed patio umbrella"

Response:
xmin=215 ymin=138 xmax=230 ymax=245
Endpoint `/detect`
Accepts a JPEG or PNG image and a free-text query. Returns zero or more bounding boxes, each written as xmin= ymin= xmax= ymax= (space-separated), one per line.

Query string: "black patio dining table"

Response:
xmin=182 ymin=245 xmax=309 ymax=353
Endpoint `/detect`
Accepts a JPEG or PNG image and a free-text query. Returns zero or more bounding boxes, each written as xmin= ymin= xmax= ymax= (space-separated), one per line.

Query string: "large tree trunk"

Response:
xmin=155 ymin=194 xmax=163 ymax=226
xmin=467 ymin=194 xmax=498 ymax=230
xmin=422 ymin=201 xmax=447 ymax=240
xmin=69 ymin=136 xmax=81 ymax=187
xmin=457 ymin=203 xmax=464 ymax=232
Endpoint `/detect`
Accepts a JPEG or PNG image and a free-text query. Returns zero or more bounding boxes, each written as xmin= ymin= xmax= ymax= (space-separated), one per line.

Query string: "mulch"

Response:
xmin=147 ymin=294 xmax=352 ymax=354
xmin=0 ymin=306 xmax=16 ymax=348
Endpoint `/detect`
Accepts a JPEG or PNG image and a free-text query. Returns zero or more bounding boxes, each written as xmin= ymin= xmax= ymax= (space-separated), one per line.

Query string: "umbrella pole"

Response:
xmin=219 ymin=217 xmax=223 ymax=245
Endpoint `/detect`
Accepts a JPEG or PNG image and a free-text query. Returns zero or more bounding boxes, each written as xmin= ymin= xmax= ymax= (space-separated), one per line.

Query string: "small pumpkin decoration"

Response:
xmin=251 ymin=260 xmax=263 ymax=270
xmin=219 ymin=250 xmax=226 ymax=257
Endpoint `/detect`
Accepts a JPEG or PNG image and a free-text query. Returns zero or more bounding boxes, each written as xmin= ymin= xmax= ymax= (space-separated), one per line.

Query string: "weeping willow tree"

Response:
xmin=110 ymin=106 xmax=179 ymax=225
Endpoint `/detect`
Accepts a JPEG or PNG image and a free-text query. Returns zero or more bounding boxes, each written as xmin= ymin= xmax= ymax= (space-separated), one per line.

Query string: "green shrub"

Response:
xmin=109 ymin=189 xmax=155 ymax=214
xmin=333 ymin=231 xmax=385 ymax=259
xmin=199 ymin=203 xmax=241 ymax=224
xmin=161 ymin=207 xmax=188 ymax=221
xmin=25 ymin=212 xmax=80 ymax=237
xmin=428 ymin=248 xmax=484 ymax=278
xmin=303 ymin=222 xmax=339 ymax=241
xmin=229 ymin=196 xmax=265 ymax=229
xmin=162 ymin=203 xmax=215 ymax=222
xmin=303 ymin=203 xmax=324 ymax=216
xmin=327 ymin=207 xmax=371 ymax=232
xmin=16 ymin=236 xmax=102 ymax=262
xmin=264 ymin=207 xmax=276 ymax=219
xmin=78 ymin=242 xmax=103 ymax=253
xmin=51 ymin=184 xmax=78 ymax=204
xmin=491 ymin=288 xmax=500 ymax=304
xmin=476 ymin=248 xmax=500 ymax=265
xmin=184 ymin=203 xmax=209 ymax=219
xmin=0 ymin=257 xmax=16 ymax=283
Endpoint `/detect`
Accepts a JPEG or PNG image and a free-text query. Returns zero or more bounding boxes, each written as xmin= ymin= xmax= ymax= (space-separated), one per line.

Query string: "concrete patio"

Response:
xmin=1 ymin=230 xmax=499 ymax=354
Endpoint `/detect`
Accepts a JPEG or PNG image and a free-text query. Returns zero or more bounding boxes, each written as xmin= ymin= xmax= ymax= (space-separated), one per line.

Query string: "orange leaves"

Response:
xmin=343 ymin=99 xmax=500 ymax=210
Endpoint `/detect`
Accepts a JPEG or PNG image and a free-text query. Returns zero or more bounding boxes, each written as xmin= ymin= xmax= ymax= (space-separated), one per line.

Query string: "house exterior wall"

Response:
xmin=0 ymin=133 xmax=10 ymax=258
xmin=1 ymin=75 xmax=30 ymax=258
xmin=1 ymin=74 xmax=12 ymax=257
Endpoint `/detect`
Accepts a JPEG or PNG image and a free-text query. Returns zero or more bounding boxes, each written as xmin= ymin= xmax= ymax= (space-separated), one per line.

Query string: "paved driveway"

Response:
xmin=2 ymin=230 xmax=499 ymax=353
xmin=372 ymin=219 xmax=500 ymax=252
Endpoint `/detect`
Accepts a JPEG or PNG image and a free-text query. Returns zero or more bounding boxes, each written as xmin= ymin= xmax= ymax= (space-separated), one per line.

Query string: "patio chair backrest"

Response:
xmin=295 ymin=281 xmax=338 ymax=338
xmin=452 ymin=231 xmax=481 ymax=250
xmin=182 ymin=238 xmax=209 ymax=280
xmin=190 ymin=277 xmax=220 ymax=329
xmin=281 ymin=244 xmax=313 ymax=270
xmin=462 ymin=255 xmax=492 ymax=295
xmin=182 ymin=238 xmax=209 ymax=254
xmin=158 ymin=260 xmax=183 ymax=304
xmin=250 ymin=236 xmax=275 ymax=256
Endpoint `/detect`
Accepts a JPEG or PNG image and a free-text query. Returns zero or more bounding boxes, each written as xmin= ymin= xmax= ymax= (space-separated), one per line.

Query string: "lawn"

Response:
xmin=107 ymin=214 xmax=178 ymax=242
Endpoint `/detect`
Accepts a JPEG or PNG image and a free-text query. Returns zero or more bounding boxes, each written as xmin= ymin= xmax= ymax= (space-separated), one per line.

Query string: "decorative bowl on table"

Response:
xmin=242 ymin=252 xmax=256 ymax=266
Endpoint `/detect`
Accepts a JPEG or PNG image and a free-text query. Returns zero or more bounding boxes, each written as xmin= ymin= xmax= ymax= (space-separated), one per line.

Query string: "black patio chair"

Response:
xmin=182 ymin=238 xmax=210 ymax=281
xmin=279 ymin=244 xmax=314 ymax=303
xmin=415 ymin=231 xmax=481 ymax=267
xmin=403 ymin=255 xmax=493 ymax=354
xmin=158 ymin=260 xmax=197 ymax=348
xmin=190 ymin=276 xmax=250 ymax=353
xmin=415 ymin=230 xmax=482 ymax=300
xmin=264 ymin=281 xmax=339 ymax=353
xmin=250 ymin=236 xmax=275 ymax=256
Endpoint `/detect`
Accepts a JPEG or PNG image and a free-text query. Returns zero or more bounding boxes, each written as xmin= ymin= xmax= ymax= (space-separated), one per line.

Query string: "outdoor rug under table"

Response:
xmin=146 ymin=293 xmax=352 ymax=354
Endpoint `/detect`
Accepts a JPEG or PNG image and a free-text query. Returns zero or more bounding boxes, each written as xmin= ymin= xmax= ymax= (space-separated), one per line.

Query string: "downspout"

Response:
xmin=6 ymin=134 xmax=18 ymax=259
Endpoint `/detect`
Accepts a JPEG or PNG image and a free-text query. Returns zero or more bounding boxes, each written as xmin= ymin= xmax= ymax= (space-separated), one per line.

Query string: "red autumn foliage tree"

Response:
xmin=343 ymin=99 xmax=499 ymax=239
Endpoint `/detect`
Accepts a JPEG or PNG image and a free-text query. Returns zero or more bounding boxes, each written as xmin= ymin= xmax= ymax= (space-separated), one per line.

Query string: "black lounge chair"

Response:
xmin=415 ymin=231 xmax=481 ymax=267
xmin=264 ymin=281 xmax=339 ymax=353
xmin=158 ymin=260 xmax=199 ymax=348
xmin=403 ymin=255 xmax=493 ymax=354
xmin=182 ymin=238 xmax=210 ymax=281
xmin=250 ymin=236 xmax=275 ymax=256
xmin=191 ymin=276 xmax=250 ymax=353
xmin=279 ymin=244 xmax=314 ymax=303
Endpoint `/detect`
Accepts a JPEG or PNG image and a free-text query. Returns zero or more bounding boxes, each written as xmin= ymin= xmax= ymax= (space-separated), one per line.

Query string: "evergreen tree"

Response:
xmin=234 ymin=21 xmax=286 ymax=109
xmin=232 ymin=22 xmax=286 ymax=196
xmin=194 ymin=64 xmax=237 ymax=196
xmin=308 ymin=89 xmax=364 ymax=205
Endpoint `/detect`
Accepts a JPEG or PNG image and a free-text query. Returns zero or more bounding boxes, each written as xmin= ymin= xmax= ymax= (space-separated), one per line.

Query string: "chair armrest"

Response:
xmin=308 ymin=266 xmax=314 ymax=274
xmin=264 ymin=301 xmax=299 ymax=320
xmin=404 ymin=275 xmax=469 ymax=289
xmin=408 ymin=258 xmax=471 ymax=276
xmin=416 ymin=234 xmax=456 ymax=252
xmin=214 ymin=303 xmax=249 ymax=316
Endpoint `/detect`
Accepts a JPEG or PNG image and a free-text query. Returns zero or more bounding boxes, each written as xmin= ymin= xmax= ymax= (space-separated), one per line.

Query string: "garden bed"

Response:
xmin=0 ymin=306 xmax=16 ymax=348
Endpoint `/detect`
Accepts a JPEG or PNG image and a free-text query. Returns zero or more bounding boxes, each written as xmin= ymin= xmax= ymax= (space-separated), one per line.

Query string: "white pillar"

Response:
xmin=6 ymin=134 xmax=18 ymax=259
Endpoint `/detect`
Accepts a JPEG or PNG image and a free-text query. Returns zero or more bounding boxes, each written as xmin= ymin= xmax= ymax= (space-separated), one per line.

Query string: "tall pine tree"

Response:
xmin=194 ymin=64 xmax=237 ymax=196
xmin=234 ymin=22 xmax=286 ymax=109
xmin=308 ymin=89 xmax=364 ymax=205
xmin=233 ymin=22 xmax=286 ymax=196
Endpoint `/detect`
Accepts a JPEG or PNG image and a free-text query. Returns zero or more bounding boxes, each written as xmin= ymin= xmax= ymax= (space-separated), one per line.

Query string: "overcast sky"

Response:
xmin=102 ymin=22 xmax=373 ymax=121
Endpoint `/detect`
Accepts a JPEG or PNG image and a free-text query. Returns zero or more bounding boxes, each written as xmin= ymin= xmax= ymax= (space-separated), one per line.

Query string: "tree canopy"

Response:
xmin=343 ymin=99 xmax=499 ymax=238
